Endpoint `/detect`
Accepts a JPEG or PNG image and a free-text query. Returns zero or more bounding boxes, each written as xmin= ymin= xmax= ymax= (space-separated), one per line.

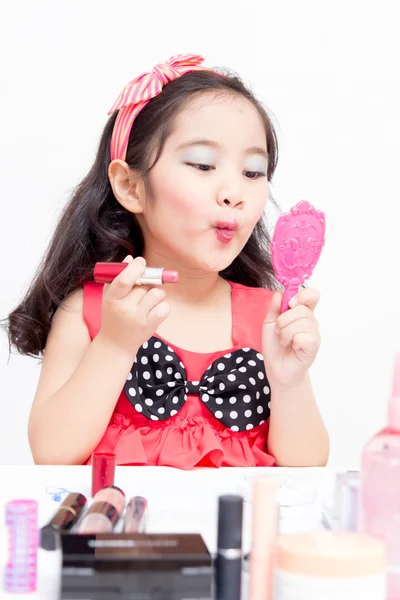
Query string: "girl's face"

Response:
xmin=137 ymin=93 xmax=269 ymax=274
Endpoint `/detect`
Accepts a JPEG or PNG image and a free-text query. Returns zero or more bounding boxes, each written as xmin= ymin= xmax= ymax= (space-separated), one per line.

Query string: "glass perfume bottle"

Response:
xmin=359 ymin=354 xmax=400 ymax=600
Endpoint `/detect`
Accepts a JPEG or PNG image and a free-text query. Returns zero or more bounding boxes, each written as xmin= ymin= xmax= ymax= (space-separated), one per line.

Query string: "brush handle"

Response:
xmin=281 ymin=283 xmax=300 ymax=313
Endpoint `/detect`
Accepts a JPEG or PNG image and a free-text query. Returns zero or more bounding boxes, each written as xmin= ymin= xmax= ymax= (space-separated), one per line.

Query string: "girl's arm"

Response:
xmin=263 ymin=288 xmax=330 ymax=466
xmin=28 ymin=289 xmax=135 ymax=465
xmin=267 ymin=373 xmax=330 ymax=466
xmin=29 ymin=255 xmax=170 ymax=465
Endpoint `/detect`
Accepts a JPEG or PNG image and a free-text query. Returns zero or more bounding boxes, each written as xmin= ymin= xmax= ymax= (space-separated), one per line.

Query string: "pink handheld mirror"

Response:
xmin=271 ymin=200 xmax=326 ymax=313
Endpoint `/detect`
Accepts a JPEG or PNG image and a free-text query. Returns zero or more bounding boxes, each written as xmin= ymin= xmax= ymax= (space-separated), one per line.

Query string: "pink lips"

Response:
xmin=215 ymin=220 xmax=238 ymax=244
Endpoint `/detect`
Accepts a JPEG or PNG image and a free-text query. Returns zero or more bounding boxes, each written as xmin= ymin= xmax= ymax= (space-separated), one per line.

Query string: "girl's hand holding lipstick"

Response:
xmin=98 ymin=256 xmax=171 ymax=358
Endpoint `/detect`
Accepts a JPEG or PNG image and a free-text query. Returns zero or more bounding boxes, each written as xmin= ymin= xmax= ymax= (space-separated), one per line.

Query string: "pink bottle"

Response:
xmin=359 ymin=354 xmax=400 ymax=600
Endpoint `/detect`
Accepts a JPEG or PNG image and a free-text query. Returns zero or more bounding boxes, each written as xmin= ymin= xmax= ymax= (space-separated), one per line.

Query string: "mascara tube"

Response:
xmin=216 ymin=494 xmax=243 ymax=600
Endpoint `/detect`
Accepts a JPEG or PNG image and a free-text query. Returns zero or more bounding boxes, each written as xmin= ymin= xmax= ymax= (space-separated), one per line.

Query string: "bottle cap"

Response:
xmin=217 ymin=494 xmax=243 ymax=550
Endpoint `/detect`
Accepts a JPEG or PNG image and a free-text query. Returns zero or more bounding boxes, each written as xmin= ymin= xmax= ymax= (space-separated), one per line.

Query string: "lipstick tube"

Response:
xmin=216 ymin=495 xmax=243 ymax=600
xmin=40 ymin=492 xmax=87 ymax=550
xmin=94 ymin=263 xmax=179 ymax=285
xmin=91 ymin=452 xmax=116 ymax=497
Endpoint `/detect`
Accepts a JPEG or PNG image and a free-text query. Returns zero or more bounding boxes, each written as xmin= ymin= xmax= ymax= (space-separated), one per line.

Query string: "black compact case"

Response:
xmin=60 ymin=532 xmax=213 ymax=600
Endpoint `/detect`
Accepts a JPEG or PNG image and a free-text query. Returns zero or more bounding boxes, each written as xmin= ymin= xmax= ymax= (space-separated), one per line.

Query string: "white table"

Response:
xmin=0 ymin=466 xmax=337 ymax=600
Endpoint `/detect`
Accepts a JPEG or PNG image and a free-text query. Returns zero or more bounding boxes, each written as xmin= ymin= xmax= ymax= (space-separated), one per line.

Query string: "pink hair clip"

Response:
xmin=271 ymin=200 xmax=326 ymax=313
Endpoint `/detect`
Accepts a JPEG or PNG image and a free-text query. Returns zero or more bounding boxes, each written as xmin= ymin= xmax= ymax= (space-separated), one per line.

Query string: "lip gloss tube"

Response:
xmin=77 ymin=486 xmax=125 ymax=534
xmin=77 ymin=502 xmax=119 ymax=534
xmin=94 ymin=486 xmax=126 ymax=518
xmin=216 ymin=495 xmax=243 ymax=600
xmin=94 ymin=262 xmax=179 ymax=285
xmin=124 ymin=497 xmax=148 ymax=533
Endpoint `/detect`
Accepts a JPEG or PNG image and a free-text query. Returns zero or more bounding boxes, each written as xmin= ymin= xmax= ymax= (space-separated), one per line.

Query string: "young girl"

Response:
xmin=5 ymin=54 xmax=329 ymax=468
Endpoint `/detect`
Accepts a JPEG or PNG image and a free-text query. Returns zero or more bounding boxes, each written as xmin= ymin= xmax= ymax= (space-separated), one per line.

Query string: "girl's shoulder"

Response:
xmin=53 ymin=286 xmax=84 ymax=325
xmin=48 ymin=287 xmax=87 ymax=342
xmin=45 ymin=286 xmax=90 ymax=358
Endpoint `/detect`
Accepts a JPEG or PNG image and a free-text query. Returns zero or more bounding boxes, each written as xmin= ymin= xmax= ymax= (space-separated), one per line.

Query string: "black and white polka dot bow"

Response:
xmin=124 ymin=337 xmax=271 ymax=432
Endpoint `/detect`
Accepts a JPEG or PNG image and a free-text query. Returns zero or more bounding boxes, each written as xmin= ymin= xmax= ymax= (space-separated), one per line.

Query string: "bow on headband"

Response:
xmin=108 ymin=53 xmax=205 ymax=162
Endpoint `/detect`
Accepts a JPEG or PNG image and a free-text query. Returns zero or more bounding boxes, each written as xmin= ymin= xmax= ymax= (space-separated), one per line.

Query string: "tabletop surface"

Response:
xmin=0 ymin=465 xmax=340 ymax=600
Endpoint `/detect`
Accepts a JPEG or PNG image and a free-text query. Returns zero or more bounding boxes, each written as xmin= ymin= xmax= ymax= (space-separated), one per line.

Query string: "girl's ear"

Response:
xmin=108 ymin=160 xmax=145 ymax=214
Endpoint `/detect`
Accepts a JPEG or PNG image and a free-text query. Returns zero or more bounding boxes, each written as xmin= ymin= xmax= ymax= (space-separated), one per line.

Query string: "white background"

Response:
xmin=1 ymin=0 xmax=399 ymax=466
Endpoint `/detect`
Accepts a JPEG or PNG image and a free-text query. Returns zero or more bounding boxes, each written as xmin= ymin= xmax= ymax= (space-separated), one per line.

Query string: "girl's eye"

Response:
xmin=186 ymin=163 xmax=214 ymax=172
xmin=186 ymin=163 xmax=266 ymax=178
xmin=244 ymin=171 xmax=266 ymax=180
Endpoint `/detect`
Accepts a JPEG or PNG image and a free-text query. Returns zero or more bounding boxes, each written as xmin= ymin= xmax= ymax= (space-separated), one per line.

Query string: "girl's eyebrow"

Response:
xmin=175 ymin=138 xmax=268 ymax=159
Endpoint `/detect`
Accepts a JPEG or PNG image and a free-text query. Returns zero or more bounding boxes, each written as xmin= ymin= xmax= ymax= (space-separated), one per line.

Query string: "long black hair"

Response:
xmin=3 ymin=68 xmax=280 ymax=358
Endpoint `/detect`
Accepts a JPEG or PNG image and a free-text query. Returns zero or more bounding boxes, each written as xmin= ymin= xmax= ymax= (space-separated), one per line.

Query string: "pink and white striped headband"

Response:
xmin=108 ymin=53 xmax=206 ymax=162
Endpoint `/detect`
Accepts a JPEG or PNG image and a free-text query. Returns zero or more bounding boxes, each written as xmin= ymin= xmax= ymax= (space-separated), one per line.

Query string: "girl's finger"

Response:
xmin=106 ymin=257 xmax=146 ymax=301
xmin=292 ymin=332 xmax=321 ymax=358
xmin=288 ymin=288 xmax=321 ymax=312
xmin=276 ymin=304 xmax=317 ymax=332
xmin=146 ymin=300 xmax=171 ymax=329
xmin=278 ymin=318 xmax=320 ymax=348
xmin=137 ymin=286 xmax=167 ymax=317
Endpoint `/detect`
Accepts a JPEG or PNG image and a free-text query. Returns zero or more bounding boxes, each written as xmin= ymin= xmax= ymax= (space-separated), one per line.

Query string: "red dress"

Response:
xmin=83 ymin=280 xmax=276 ymax=468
